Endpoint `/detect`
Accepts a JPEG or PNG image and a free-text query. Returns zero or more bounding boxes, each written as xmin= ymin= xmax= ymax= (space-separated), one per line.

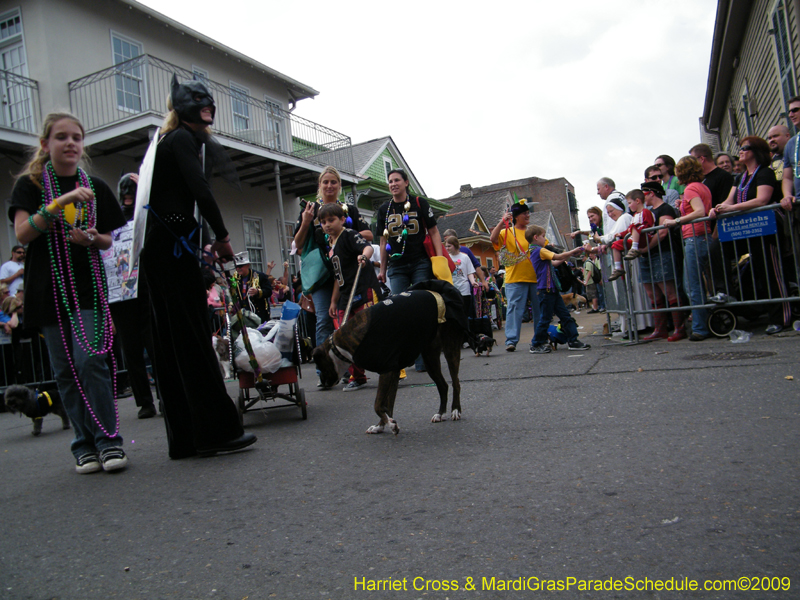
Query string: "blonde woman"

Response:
xmin=293 ymin=166 xmax=372 ymax=349
xmin=139 ymin=76 xmax=255 ymax=459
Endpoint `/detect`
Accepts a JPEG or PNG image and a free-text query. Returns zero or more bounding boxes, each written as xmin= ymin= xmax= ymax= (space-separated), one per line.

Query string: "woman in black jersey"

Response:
xmin=710 ymin=136 xmax=791 ymax=334
xmin=139 ymin=76 xmax=255 ymax=459
xmin=9 ymin=112 xmax=128 ymax=474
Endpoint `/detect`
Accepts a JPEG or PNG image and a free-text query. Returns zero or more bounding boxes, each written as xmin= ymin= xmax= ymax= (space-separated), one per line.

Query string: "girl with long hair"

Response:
xmin=9 ymin=112 xmax=128 ymax=473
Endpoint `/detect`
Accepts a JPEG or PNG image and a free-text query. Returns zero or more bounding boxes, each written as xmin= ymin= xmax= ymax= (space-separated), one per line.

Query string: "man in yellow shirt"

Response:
xmin=489 ymin=200 xmax=539 ymax=352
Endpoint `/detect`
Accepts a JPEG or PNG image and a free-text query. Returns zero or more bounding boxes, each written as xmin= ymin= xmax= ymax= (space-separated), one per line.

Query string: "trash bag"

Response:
xmin=233 ymin=327 xmax=282 ymax=373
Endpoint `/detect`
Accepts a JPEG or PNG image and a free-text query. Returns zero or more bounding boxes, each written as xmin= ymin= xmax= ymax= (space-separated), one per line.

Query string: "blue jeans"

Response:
xmin=41 ymin=309 xmax=122 ymax=459
xmin=532 ymin=290 xmax=578 ymax=346
xmin=504 ymin=282 xmax=541 ymax=346
xmin=388 ymin=259 xmax=433 ymax=369
xmin=387 ymin=259 xmax=434 ymax=295
xmin=683 ymin=236 xmax=710 ymax=336
xmin=311 ymin=279 xmax=335 ymax=346
xmin=596 ymin=282 xmax=606 ymax=310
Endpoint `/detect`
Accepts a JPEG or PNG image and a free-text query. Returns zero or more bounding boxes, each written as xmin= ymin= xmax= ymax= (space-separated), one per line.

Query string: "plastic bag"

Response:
xmin=233 ymin=327 xmax=282 ymax=373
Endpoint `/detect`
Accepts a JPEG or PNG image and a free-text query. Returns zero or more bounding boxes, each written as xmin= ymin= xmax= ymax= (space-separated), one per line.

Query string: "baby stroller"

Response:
xmin=706 ymin=250 xmax=791 ymax=337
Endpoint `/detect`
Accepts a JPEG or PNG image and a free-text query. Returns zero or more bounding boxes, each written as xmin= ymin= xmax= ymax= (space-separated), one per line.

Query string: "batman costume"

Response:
xmin=139 ymin=76 xmax=255 ymax=459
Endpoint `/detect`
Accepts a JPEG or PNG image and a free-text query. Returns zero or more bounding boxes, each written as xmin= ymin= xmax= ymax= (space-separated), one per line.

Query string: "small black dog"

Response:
xmin=4 ymin=384 xmax=70 ymax=436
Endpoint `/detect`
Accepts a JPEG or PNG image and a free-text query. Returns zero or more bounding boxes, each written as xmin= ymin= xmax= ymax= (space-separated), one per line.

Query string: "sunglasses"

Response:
xmin=739 ymin=146 xmax=753 ymax=152
xmin=789 ymin=107 xmax=800 ymax=114
xmin=648 ymin=174 xmax=663 ymax=180
xmin=654 ymin=162 xmax=665 ymax=168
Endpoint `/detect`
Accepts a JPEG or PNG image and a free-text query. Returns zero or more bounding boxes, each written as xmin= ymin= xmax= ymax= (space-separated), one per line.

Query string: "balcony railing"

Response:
xmin=0 ymin=69 xmax=40 ymax=135
xmin=68 ymin=55 xmax=354 ymax=175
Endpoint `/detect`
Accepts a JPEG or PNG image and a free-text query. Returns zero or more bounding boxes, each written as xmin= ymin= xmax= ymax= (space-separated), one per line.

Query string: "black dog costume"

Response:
xmin=314 ymin=280 xmax=487 ymax=434
xmin=3 ymin=384 xmax=70 ymax=436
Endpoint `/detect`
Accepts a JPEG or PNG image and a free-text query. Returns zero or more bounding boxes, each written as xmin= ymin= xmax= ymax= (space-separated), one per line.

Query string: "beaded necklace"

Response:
xmin=42 ymin=161 xmax=119 ymax=437
xmin=793 ymin=134 xmax=800 ymax=179
xmin=383 ymin=198 xmax=412 ymax=259
xmin=316 ymin=197 xmax=352 ymax=227
xmin=736 ymin=165 xmax=760 ymax=204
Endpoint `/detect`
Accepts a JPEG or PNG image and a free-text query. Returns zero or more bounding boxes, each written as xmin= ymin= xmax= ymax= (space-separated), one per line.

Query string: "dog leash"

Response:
xmin=221 ymin=258 xmax=262 ymax=383
xmin=341 ymin=261 xmax=364 ymax=326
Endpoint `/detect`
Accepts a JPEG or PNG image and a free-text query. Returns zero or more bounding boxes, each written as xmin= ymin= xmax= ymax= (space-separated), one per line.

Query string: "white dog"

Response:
xmin=212 ymin=334 xmax=232 ymax=380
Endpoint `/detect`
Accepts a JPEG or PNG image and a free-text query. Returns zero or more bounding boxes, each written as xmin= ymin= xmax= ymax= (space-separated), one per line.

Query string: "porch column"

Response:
xmin=274 ymin=163 xmax=288 ymax=262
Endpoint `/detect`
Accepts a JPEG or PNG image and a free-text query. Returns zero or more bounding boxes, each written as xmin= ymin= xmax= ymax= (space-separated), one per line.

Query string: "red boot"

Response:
xmin=668 ymin=310 xmax=688 ymax=342
xmin=643 ymin=311 xmax=669 ymax=341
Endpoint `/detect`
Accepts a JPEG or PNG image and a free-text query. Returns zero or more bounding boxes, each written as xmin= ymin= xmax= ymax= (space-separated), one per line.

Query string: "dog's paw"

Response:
xmin=451 ymin=409 xmax=461 ymax=421
xmin=431 ymin=413 xmax=442 ymax=423
xmin=365 ymin=424 xmax=385 ymax=434
xmin=389 ymin=419 xmax=399 ymax=435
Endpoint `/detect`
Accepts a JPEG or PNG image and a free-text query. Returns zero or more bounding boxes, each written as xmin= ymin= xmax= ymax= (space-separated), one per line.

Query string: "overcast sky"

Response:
xmin=139 ymin=0 xmax=717 ymax=228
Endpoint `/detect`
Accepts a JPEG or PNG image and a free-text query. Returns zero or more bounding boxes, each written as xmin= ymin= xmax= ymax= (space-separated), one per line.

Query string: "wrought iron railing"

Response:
xmin=68 ymin=55 xmax=354 ymax=174
xmin=0 ymin=69 xmax=40 ymax=134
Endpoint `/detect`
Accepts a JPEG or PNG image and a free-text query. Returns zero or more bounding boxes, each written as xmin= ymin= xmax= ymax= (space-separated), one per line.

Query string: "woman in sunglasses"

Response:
xmin=709 ymin=136 xmax=791 ymax=334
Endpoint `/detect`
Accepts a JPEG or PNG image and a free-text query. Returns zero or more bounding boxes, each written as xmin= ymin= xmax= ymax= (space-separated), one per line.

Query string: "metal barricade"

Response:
xmin=617 ymin=203 xmax=799 ymax=342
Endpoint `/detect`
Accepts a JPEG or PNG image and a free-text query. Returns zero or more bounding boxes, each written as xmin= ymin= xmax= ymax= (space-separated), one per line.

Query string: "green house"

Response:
xmin=301 ymin=136 xmax=450 ymax=234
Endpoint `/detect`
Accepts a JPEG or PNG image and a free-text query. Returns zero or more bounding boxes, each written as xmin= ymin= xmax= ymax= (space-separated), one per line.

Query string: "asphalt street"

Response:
xmin=1 ymin=313 xmax=798 ymax=600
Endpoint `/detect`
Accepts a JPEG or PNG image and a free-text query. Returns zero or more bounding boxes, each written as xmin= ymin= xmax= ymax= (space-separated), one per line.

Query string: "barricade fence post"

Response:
xmin=625 ymin=203 xmax=798 ymax=339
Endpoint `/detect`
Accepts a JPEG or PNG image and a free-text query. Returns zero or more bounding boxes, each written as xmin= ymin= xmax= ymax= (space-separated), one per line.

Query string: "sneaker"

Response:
xmin=100 ymin=447 xmax=128 ymax=472
xmin=568 ymin=340 xmax=591 ymax=351
xmin=343 ymin=380 xmax=367 ymax=392
xmin=607 ymin=268 xmax=625 ymax=281
xmin=137 ymin=404 xmax=157 ymax=419
xmin=587 ymin=308 xmax=599 ymax=314
xmin=506 ymin=344 xmax=516 ymax=352
xmin=624 ymin=248 xmax=642 ymax=261
xmin=708 ymin=292 xmax=733 ymax=304
xmin=341 ymin=376 xmax=350 ymax=385
xmin=75 ymin=453 xmax=101 ymax=474
xmin=316 ymin=378 xmax=332 ymax=389
xmin=529 ymin=344 xmax=552 ymax=354
xmin=399 ymin=369 xmax=407 ymax=380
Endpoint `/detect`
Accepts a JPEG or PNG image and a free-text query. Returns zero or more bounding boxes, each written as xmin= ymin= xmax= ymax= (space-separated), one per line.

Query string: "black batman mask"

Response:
xmin=171 ymin=74 xmax=216 ymax=124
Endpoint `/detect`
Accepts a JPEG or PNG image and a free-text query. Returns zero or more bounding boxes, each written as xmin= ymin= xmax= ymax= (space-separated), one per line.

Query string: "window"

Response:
xmin=111 ymin=32 xmax=143 ymax=112
xmin=264 ymin=96 xmax=285 ymax=151
xmin=282 ymin=220 xmax=296 ymax=271
xmin=0 ymin=9 xmax=33 ymax=132
xmin=230 ymin=82 xmax=250 ymax=131
xmin=486 ymin=257 xmax=494 ymax=271
xmin=242 ymin=216 xmax=264 ymax=272
xmin=192 ymin=66 xmax=209 ymax=84
xmin=383 ymin=156 xmax=393 ymax=182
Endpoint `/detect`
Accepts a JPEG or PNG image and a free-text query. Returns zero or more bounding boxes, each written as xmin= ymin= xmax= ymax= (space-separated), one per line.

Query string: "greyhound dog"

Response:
xmin=313 ymin=282 xmax=468 ymax=435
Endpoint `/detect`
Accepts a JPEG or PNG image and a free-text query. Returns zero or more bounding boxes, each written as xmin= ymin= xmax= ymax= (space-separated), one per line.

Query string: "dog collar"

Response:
xmin=330 ymin=342 xmax=352 ymax=365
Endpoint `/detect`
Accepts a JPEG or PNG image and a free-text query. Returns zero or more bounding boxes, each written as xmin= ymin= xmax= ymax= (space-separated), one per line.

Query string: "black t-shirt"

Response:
xmin=330 ymin=229 xmax=382 ymax=311
xmin=649 ymin=201 xmax=680 ymax=253
xmin=735 ymin=166 xmax=780 ymax=204
xmin=8 ymin=174 xmax=126 ymax=327
xmin=703 ymin=167 xmax=735 ymax=207
xmin=375 ymin=196 xmax=437 ymax=266
xmin=149 ymin=126 xmax=228 ymax=239
xmin=293 ymin=201 xmax=369 ymax=251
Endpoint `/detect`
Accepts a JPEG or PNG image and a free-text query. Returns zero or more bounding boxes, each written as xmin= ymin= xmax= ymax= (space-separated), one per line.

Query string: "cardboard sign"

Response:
xmin=717 ymin=210 xmax=776 ymax=242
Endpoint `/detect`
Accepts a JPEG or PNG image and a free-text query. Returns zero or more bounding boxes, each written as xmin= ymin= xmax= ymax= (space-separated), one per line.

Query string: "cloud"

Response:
xmin=139 ymin=0 xmax=718 ymax=226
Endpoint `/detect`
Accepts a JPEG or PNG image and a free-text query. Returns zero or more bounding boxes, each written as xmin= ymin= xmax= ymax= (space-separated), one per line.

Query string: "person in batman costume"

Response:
xmin=109 ymin=173 xmax=158 ymax=419
xmin=139 ymin=75 xmax=256 ymax=459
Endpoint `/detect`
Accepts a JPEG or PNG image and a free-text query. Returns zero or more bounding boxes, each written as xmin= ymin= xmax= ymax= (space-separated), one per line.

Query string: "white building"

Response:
xmin=0 ymin=0 xmax=357 ymax=272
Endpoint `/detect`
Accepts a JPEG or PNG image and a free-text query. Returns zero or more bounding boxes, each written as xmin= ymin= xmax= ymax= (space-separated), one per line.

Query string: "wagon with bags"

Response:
xmin=228 ymin=300 xmax=308 ymax=424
